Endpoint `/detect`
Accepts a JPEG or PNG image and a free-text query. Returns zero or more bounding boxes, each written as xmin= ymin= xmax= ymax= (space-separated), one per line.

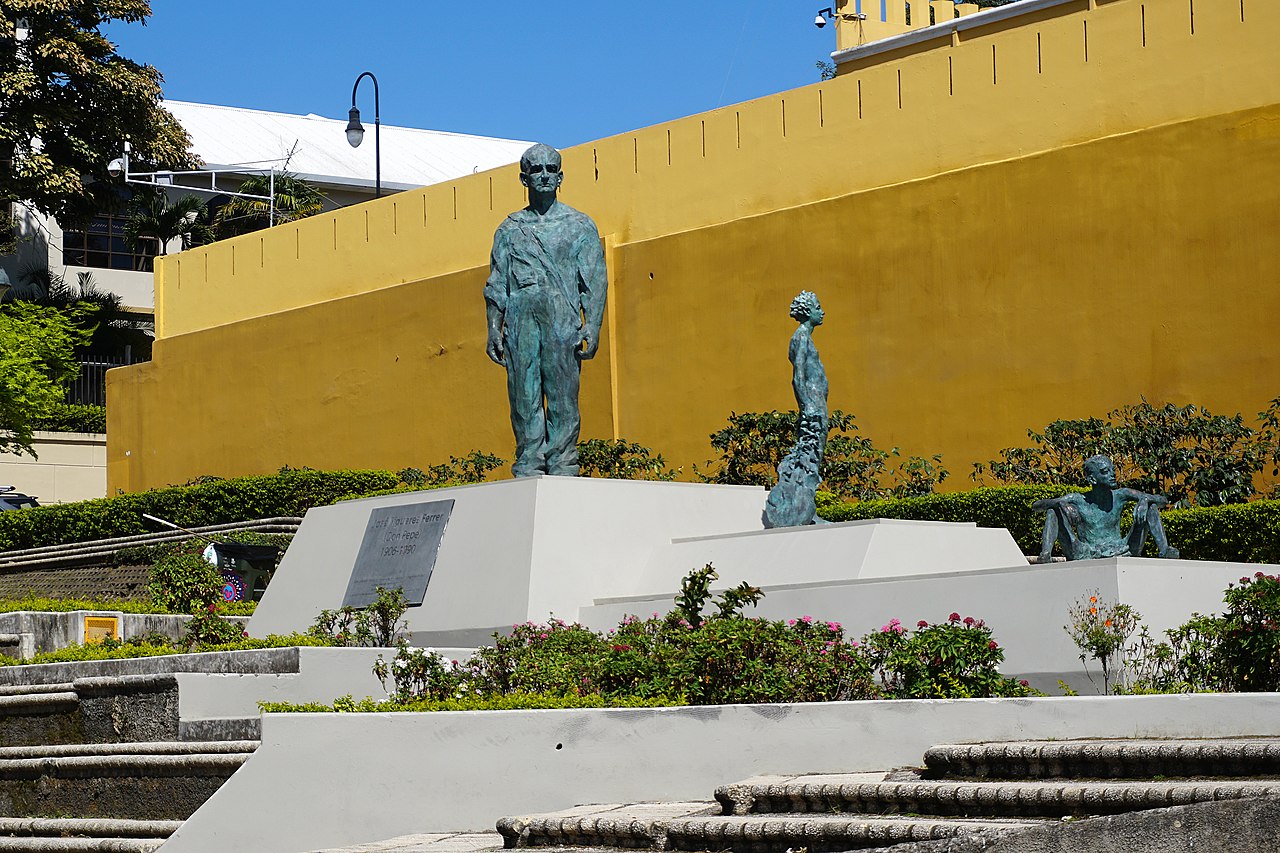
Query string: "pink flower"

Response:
xmin=850 ymin=640 xmax=860 ymax=648
xmin=949 ymin=612 xmax=961 ymax=622
xmin=1241 ymin=577 xmax=1250 ymax=584
xmin=540 ymin=633 xmax=549 ymax=639
xmin=801 ymin=615 xmax=813 ymax=624
xmin=988 ymin=640 xmax=999 ymax=650
xmin=826 ymin=621 xmax=841 ymax=632
xmin=963 ymin=617 xmax=975 ymax=627
xmin=1020 ymin=680 xmax=1030 ymax=687
xmin=917 ymin=620 xmax=929 ymax=628
xmin=788 ymin=619 xmax=797 ymax=627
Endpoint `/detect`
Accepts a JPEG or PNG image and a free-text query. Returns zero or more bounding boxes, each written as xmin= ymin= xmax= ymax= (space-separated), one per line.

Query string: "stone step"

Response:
xmin=923 ymin=738 xmax=1280 ymax=780
xmin=713 ymin=773 xmax=1280 ymax=818
xmin=0 ymin=818 xmax=179 ymax=839
xmin=495 ymin=803 xmax=1041 ymax=852
xmin=0 ymin=838 xmax=163 ymax=852
xmin=0 ymin=674 xmax=177 ymax=748
xmin=0 ymin=742 xmax=256 ymax=821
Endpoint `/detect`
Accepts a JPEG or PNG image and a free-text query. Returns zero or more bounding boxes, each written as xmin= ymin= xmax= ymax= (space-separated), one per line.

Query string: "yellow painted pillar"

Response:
xmin=956 ymin=3 xmax=980 ymax=16
xmin=931 ymin=1 xmax=956 ymax=26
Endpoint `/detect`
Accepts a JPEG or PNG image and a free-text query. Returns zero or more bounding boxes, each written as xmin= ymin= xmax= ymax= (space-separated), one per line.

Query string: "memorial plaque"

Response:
xmin=342 ymin=499 xmax=455 ymax=608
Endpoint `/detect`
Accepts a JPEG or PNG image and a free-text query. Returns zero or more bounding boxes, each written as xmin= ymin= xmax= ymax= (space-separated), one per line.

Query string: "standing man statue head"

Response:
xmin=484 ymin=144 xmax=609 ymax=477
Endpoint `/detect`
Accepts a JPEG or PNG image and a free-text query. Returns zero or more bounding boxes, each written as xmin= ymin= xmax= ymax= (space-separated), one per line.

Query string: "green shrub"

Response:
xmin=310 ymin=587 xmax=408 ymax=647
xmin=973 ymin=398 xmax=1280 ymax=507
xmin=0 ymin=632 xmax=330 ymax=667
xmin=818 ymin=484 xmax=1080 ymax=553
xmin=820 ymin=486 xmax=1280 ymax=563
xmin=1161 ymin=501 xmax=1280 ymax=564
xmin=863 ymin=614 xmax=1034 ymax=699
xmin=576 ymin=438 xmax=679 ymax=481
xmin=147 ymin=545 xmax=222 ymax=614
xmin=374 ymin=567 xmax=1023 ymax=707
xmin=0 ymin=595 xmax=254 ymax=616
xmin=30 ymin=402 xmax=107 ymax=434
xmin=260 ymin=692 xmax=677 ymax=714
xmin=696 ymin=410 xmax=949 ymax=500
xmin=0 ymin=468 xmax=401 ymax=552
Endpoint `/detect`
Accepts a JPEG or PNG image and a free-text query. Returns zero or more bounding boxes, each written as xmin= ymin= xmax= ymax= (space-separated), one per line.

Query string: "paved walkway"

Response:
xmin=313 ymin=831 xmax=504 ymax=853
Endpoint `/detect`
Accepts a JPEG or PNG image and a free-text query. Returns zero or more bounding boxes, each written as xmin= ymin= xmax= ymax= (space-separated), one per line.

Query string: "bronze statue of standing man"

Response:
xmin=485 ymin=144 xmax=608 ymax=477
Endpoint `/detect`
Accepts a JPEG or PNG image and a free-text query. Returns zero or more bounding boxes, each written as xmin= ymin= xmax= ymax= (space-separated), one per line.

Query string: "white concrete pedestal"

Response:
xmin=248 ymin=477 xmax=767 ymax=645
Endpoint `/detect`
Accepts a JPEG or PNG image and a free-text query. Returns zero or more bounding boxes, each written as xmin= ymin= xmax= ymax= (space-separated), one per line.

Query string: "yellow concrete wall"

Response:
xmin=110 ymin=0 xmax=1280 ymax=492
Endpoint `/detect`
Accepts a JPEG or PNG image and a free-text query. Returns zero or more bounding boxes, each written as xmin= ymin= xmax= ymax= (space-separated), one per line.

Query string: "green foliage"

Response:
xmin=821 ymin=485 xmax=1280 ymax=564
xmin=212 ymin=172 xmax=324 ymax=239
xmin=7 ymin=270 xmax=150 ymax=360
xmin=123 ymin=191 xmax=214 ymax=255
xmin=0 ymin=467 xmax=401 ymax=552
xmin=975 ymin=398 xmax=1280 ymax=507
xmin=29 ymin=402 xmax=106 ymax=433
xmin=862 ymin=614 xmax=1035 ymax=699
xmin=181 ymin=605 xmax=248 ymax=649
xmin=577 ymin=438 xmax=679 ymax=481
xmin=0 ymin=300 xmax=93 ymax=456
xmin=672 ymin=563 xmax=762 ymax=628
xmin=820 ymin=484 xmax=1079 ymax=553
xmin=373 ymin=566 xmax=1024 ymax=707
xmin=260 ymin=692 xmax=677 ymax=714
xmin=0 ymin=3 xmax=197 ymax=224
xmin=0 ymin=632 xmax=329 ymax=667
xmin=0 ymin=594 xmax=254 ymax=616
xmin=310 ymin=587 xmax=408 ymax=648
xmin=1118 ymin=573 xmax=1280 ymax=694
xmin=147 ymin=545 xmax=221 ymax=613
xmin=1063 ymin=591 xmax=1140 ymax=693
xmin=697 ymin=410 xmax=948 ymax=500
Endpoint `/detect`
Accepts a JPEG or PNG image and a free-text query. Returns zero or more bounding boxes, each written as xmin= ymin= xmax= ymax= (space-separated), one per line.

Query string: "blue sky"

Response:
xmin=105 ymin=2 xmax=841 ymax=149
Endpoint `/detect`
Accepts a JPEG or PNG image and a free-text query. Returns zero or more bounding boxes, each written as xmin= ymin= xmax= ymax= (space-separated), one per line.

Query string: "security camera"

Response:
xmin=814 ymin=14 xmax=828 ymax=27
xmin=107 ymin=158 xmax=124 ymax=178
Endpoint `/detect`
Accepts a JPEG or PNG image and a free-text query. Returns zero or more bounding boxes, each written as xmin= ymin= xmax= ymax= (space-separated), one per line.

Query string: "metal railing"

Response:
xmin=65 ymin=353 xmax=135 ymax=406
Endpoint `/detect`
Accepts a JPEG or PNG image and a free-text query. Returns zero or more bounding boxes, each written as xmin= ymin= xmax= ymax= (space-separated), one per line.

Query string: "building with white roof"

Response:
xmin=5 ymin=101 xmax=532 ymax=313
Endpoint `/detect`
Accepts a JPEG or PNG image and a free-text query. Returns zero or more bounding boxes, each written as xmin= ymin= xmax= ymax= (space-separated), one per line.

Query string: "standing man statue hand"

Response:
xmin=484 ymin=144 xmax=608 ymax=477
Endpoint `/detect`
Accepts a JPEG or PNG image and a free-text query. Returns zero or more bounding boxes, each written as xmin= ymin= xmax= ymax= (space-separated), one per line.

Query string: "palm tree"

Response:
xmin=123 ymin=191 xmax=215 ymax=257
xmin=212 ymin=172 xmax=324 ymax=239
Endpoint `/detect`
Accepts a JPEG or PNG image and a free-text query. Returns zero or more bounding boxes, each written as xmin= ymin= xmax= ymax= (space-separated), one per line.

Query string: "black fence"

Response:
xmin=65 ymin=354 xmax=136 ymax=406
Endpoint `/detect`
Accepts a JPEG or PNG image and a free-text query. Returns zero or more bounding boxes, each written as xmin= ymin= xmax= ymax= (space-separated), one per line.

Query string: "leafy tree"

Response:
xmin=0 ymin=2 xmax=197 ymax=226
xmin=8 ymin=268 xmax=151 ymax=358
xmin=123 ymin=191 xmax=213 ymax=255
xmin=212 ymin=172 xmax=324 ymax=239
xmin=577 ymin=438 xmax=679 ymax=481
xmin=974 ymin=398 xmax=1280 ymax=507
xmin=697 ymin=410 xmax=948 ymax=500
xmin=0 ymin=300 xmax=91 ymax=457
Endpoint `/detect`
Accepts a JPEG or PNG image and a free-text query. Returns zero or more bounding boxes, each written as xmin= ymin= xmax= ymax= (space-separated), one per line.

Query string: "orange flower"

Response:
xmin=1089 ymin=596 xmax=1098 ymax=604
xmin=1090 ymin=607 xmax=1098 ymax=615
xmin=1104 ymin=619 xmax=1112 ymax=627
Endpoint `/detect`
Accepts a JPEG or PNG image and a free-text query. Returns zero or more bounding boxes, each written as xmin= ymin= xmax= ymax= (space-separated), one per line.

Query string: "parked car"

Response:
xmin=0 ymin=486 xmax=39 ymax=511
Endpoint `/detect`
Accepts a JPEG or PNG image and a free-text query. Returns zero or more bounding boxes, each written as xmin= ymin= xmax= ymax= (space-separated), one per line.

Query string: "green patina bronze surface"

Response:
xmin=484 ymin=144 xmax=608 ymax=477
xmin=1032 ymin=455 xmax=1181 ymax=561
xmin=764 ymin=291 xmax=829 ymax=528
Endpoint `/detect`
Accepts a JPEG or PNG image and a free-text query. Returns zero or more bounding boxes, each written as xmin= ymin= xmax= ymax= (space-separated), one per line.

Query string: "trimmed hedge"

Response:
xmin=818 ymin=486 xmax=1280 ymax=564
xmin=260 ymin=692 xmax=678 ymax=714
xmin=30 ymin=403 xmax=107 ymax=434
xmin=817 ymin=485 xmax=1080 ymax=554
xmin=0 ymin=595 xmax=255 ymax=616
xmin=0 ymin=468 xmax=400 ymax=552
xmin=1163 ymin=501 xmax=1280 ymax=565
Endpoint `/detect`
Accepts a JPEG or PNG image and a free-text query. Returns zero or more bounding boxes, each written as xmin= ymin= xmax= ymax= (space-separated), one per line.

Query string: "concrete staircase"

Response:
xmin=0 ymin=672 xmax=257 ymax=851
xmin=496 ymin=738 xmax=1280 ymax=851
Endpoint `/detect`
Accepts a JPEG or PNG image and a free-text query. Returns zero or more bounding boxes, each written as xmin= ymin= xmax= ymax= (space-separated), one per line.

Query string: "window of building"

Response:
xmin=62 ymin=212 xmax=156 ymax=272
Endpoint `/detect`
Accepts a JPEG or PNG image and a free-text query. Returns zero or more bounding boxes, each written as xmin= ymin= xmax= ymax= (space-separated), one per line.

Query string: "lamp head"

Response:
xmin=345 ymin=107 xmax=365 ymax=148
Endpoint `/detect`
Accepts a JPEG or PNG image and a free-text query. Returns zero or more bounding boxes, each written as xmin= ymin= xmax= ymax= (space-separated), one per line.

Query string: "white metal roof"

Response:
xmin=164 ymin=100 xmax=533 ymax=192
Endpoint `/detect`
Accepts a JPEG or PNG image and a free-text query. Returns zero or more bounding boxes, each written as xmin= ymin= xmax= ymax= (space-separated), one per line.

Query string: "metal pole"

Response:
xmin=352 ymin=71 xmax=382 ymax=198
xmin=269 ymin=169 xmax=276 ymax=226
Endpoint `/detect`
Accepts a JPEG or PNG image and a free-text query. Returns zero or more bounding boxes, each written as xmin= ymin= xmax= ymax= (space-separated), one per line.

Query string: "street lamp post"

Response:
xmin=345 ymin=72 xmax=381 ymax=198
